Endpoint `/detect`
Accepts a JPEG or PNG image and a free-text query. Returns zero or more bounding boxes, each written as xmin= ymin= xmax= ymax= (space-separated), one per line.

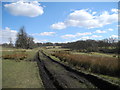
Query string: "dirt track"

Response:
xmin=35 ymin=50 xmax=120 ymax=89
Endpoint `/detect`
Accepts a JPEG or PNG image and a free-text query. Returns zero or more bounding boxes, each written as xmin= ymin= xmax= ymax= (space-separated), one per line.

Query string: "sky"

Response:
xmin=1 ymin=1 xmax=119 ymax=44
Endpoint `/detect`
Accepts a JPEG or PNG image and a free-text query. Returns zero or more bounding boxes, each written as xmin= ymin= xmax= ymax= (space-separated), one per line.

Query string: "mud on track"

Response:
xmin=35 ymin=50 xmax=120 ymax=89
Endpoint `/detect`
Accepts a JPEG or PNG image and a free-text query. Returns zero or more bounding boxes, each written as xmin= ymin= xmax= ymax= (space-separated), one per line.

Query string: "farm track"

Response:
xmin=35 ymin=50 xmax=120 ymax=90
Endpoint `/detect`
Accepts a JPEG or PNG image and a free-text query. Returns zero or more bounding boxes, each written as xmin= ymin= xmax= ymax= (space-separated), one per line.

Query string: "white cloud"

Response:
xmin=76 ymin=32 xmax=92 ymax=36
xmin=68 ymin=9 xmax=94 ymax=21
xmin=4 ymin=1 xmax=44 ymax=17
xmin=61 ymin=34 xmax=76 ymax=39
xmin=80 ymin=36 xmax=90 ymax=40
xmin=31 ymin=32 xmax=55 ymax=36
xmin=97 ymin=11 xmax=118 ymax=25
xmin=108 ymin=28 xmax=113 ymax=31
xmin=34 ymin=39 xmax=47 ymax=43
xmin=94 ymin=30 xmax=107 ymax=33
xmin=51 ymin=9 xmax=118 ymax=29
xmin=92 ymin=12 xmax=97 ymax=15
xmin=109 ymin=35 xmax=119 ymax=42
xmin=91 ymin=35 xmax=102 ymax=38
xmin=40 ymin=32 xmax=55 ymax=36
xmin=110 ymin=35 xmax=118 ymax=38
xmin=111 ymin=9 xmax=118 ymax=13
xmin=0 ymin=28 xmax=52 ymax=44
xmin=0 ymin=27 xmax=17 ymax=44
xmin=51 ymin=22 xmax=66 ymax=29
xmin=80 ymin=35 xmax=102 ymax=40
xmin=117 ymin=25 xmax=120 ymax=27
xmin=61 ymin=32 xmax=92 ymax=39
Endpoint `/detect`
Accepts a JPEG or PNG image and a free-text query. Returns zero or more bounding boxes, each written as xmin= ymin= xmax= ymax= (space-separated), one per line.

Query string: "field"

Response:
xmin=1 ymin=46 xmax=120 ymax=88
xmin=3 ymin=60 xmax=43 ymax=88
xmin=2 ymin=47 xmax=44 ymax=88
xmin=2 ymin=48 xmax=37 ymax=61
xmin=0 ymin=56 xmax=1 ymax=89
xmin=43 ymin=47 xmax=120 ymax=85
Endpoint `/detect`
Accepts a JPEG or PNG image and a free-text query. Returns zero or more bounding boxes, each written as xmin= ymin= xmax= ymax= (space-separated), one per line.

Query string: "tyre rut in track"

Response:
xmin=36 ymin=51 xmax=120 ymax=90
xmin=37 ymin=51 xmax=96 ymax=89
xmin=35 ymin=51 xmax=62 ymax=89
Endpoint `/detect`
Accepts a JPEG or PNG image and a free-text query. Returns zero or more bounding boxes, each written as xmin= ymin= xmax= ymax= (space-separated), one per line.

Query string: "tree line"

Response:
xmin=61 ymin=39 xmax=119 ymax=54
xmin=1 ymin=27 xmax=119 ymax=54
xmin=35 ymin=39 xmax=119 ymax=54
xmin=2 ymin=27 xmax=35 ymax=49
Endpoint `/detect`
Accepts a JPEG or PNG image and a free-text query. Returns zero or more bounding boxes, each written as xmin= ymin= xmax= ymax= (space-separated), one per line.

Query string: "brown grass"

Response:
xmin=52 ymin=51 xmax=120 ymax=76
xmin=2 ymin=53 xmax=28 ymax=60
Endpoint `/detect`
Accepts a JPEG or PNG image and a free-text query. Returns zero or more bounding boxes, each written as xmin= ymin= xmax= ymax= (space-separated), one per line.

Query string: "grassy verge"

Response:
xmin=2 ymin=60 xmax=43 ymax=88
xmin=2 ymin=47 xmax=44 ymax=88
xmin=72 ymin=52 xmax=118 ymax=58
xmin=0 ymin=46 xmax=2 ymax=89
xmin=2 ymin=49 xmax=37 ymax=61
xmin=0 ymin=60 xmax=1 ymax=89
xmin=98 ymin=74 xmax=120 ymax=85
xmin=53 ymin=51 xmax=119 ymax=76
xmin=42 ymin=49 xmax=120 ymax=85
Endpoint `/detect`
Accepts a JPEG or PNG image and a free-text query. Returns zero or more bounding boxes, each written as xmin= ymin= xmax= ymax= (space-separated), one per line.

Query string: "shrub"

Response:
xmin=53 ymin=51 xmax=119 ymax=77
xmin=2 ymin=53 xmax=28 ymax=60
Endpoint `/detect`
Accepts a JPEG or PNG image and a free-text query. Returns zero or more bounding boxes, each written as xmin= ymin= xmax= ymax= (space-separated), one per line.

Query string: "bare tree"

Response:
xmin=15 ymin=27 xmax=34 ymax=49
xmin=8 ymin=37 xmax=13 ymax=47
xmin=27 ymin=36 xmax=35 ymax=49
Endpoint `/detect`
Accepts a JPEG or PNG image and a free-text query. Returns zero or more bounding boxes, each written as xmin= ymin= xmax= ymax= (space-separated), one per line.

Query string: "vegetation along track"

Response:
xmin=35 ymin=50 xmax=120 ymax=89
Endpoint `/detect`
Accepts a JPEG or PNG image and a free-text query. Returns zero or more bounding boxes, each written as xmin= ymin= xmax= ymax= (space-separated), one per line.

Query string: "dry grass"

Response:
xmin=52 ymin=51 xmax=120 ymax=76
xmin=2 ymin=53 xmax=28 ymax=60
xmin=2 ymin=48 xmax=37 ymax=61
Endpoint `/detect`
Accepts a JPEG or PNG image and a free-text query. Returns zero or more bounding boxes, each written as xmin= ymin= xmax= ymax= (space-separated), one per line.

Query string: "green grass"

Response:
xmin=24 ymin=50 xmax=37 ymax=61
xmin=46 ymin=48 xmax=70 ymax=52
xmin=98 ymin=74 xmax=120 ymax=85
xmin=1 ymin=46 xmax=16 ymax=51
xmin=45 ymin=47 xmax=118 ymax=58
xmin=2 ymin=60 xmax=44 ymax=88
xmin=0 ymin=46 xmax=2 ymax=89
xmin=1 ymin=47 xmax=44 ymax=88
xmin=0 ymin=60 xmax=2 ymax=89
